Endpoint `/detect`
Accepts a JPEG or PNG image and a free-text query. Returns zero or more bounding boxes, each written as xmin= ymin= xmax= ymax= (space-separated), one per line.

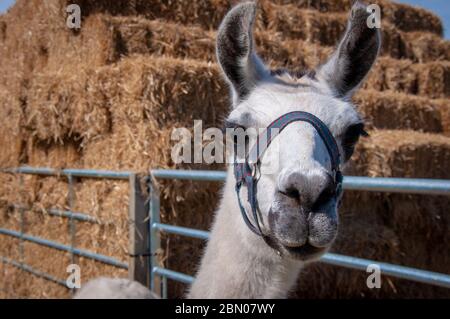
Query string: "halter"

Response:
xmin=233 ymin=111 xmax=343 ymax=243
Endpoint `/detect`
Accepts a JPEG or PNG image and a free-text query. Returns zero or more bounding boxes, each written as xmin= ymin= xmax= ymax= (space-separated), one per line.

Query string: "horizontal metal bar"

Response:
xmin=0 ymin=256 xmax=68 ymax=287
xmin=3 ymin=167 xmax=132 ymax=180
xmin=12 ymin=205 xmax=97 ymax=223
xmin=343 ymin=176 xmax=450 ymax=196
xmin=153 ymin=252 xmax=450 ymax=289
xmin=321 ymin=253 xmax=450 ymax=289
xmin=151 ymin=169 xmax=227 ymax=182
xmin=5 ymin=168 xmax=450 ymax=195
xmin=152 ymin=267 xmax=194 ymax=284
xmin=150 ymin=169 xmax=450 ymax=196
xmin=152 ymin=223 xmax=210 ymax=240
xmin=0 ymin=228 xmax=128 ymax=269
xmin=46 ymin=209 xmax=97 ymax=223
xmin=151 ymin=223 xmax=450 ymax=288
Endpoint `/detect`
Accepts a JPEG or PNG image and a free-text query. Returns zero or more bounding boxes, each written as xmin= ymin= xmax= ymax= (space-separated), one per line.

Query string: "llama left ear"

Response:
xmin=316 ymin=1 xmax=381 ymax=98
xmin=216 ymin=2 xmax=270 ymax=105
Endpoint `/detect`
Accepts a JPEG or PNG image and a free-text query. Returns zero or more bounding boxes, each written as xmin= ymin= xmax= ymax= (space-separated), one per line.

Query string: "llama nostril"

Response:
xmin=280 ymin=187 xmax=300 ymax=200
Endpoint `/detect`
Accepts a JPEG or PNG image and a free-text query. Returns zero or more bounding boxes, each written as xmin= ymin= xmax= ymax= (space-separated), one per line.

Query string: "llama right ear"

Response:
xmin=316 ymin=1 xmax=381 ymax=99
xmin=216 ymin=2 xmax=269 ymax=105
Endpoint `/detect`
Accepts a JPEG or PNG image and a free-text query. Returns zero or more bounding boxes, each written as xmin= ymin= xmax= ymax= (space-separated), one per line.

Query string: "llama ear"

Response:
xmin=316 ymin=1 xmax=381 ymax=98
xmin=216 ymin=2 xmax=269 ymax=104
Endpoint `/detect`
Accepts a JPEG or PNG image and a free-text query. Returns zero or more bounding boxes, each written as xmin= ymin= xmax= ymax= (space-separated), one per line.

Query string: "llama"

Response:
xmin=187 ymin=0 xmax=380 ymax=298
xmin=75 ymin=0 xmax=380 ymax=299
xmin=74 ymin=277 xmax=158 ymax=299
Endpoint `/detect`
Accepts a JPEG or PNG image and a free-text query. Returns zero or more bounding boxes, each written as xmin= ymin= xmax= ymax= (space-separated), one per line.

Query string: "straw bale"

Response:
xmin=0 ymin=235 xmax=21 ymax=263
xmin=107 ymin=17 xmax=449 ymax=66
xmin=105 ymin=17 xmax=216 ymax=62
xmin=0 ymin=0 xmax=66 ymax=90
xmin=21 ymin=243 xmax=71 ymax=280
xmin=43 ymin=14 xmax=119 ymax=72
xmin=270 ymin=0 xmax=354 ymax=12
xmin=364 ymin=58 xmax=409 ymax=93
xmin=349 ymin=130 xmax=450 ymax=178
xmin=270 ymin=0 xmax=442 ymax=35
xmin=0 ymin=263 xmax=70 ymax=299
xmin=24 ymin=69 xmax=111 ymax=144
xmin=60 ymin=1 xmax=406 ymax=58
xmin=25 ymin=138 xmax=82 ymax=168
xmin=264 ymin=4 xmax=347 ymax=46
xmin=403 ymin=32 xmax=450 ymax=63
xmin=364 ymin=58 xmax=450 ymax=99
xmin=414 ymin=62 xmax=450 ymax=99
xmin=433 ymin=99 xmax=450 ymax=136
xmin=22 ymin=56 xmax=447 ymax=155
xmin=354 ymin=90 xmax=443 ymax=133
xmin=60 ymin=13 xmax=450 ymax=66
xmin=100 ymin=56 xmax=228 ymax=129
xmin=380 ymin=0 xmax=442 ymax=36
xmin=0 ymin=205 xmax=22 ymax=263
xmin=67 ymin=0 xmax=443 ymax=36
xmin=40 ymin=14 xmax=445 ymax=74
xmin=68 ymin=0 xmax=235 ymax=29
xmin=72 ymin=179 xmax=129 ymax=262
xmin=0 ymin=89 xmax=23 ymax=168
xmin=2 ymin=3 xmax=437 ymax=87
xmin=263 ymin=2 xmax=427 ymax=56
xmin=84 ymin=16 xmax=331 ymax=68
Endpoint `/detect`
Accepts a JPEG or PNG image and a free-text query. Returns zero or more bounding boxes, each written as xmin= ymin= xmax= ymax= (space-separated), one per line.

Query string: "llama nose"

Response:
xmin=277 ymin=168 xmax=334 ymax=208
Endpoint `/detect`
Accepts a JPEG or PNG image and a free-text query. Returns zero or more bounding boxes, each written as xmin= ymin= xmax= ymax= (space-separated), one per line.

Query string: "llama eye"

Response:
xmin=223 ymin=120 xmax=244 ymax=131
xmin=342 ymin=123 xmax=367 ymax=161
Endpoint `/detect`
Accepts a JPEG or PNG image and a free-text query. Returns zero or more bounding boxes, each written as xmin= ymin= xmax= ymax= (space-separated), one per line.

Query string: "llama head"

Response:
xmin=218 ymin=1 xmax=380 ymax=261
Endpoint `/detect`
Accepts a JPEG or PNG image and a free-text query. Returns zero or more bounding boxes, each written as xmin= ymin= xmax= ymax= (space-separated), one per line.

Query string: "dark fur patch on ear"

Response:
xmin=317 ymin=1 xmax=380 ymax=98
xmin=217 ymin=2 xmax=267 ymax=101
xmin=217 ymin=9 xmax=253 ymax=98
xmin=338 ymin=2 xmax=380 ymax=95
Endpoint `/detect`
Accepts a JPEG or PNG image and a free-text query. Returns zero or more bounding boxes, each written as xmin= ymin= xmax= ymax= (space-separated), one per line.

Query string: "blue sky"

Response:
xmin=0 ymin=0 xmax=14 ymax=13
xmin=0 ymin=0 xmax=449 ymax=38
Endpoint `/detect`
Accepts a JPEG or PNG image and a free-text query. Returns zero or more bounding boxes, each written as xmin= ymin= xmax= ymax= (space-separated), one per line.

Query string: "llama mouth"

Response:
xmin=281 ymin=242 xmax=326 ymax=261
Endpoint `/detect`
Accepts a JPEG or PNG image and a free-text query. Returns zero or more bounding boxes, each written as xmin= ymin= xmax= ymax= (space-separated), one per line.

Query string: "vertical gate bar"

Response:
xmin=162 ymin=275 xmax=168 ymax=299
xmin=18 ymin=174 xmax=25 ymax=265
xmin=67 ymin=174 xmax=76 ymax=294
xmin=128 ymin=174 xmax=149 ymax=286
xmin=149 ymin=178 xmax=163 ymax=296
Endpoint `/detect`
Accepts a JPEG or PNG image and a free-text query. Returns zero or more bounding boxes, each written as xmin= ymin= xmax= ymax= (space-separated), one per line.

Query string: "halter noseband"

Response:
xmin=233 ymin=111 xmax=343 ymax=242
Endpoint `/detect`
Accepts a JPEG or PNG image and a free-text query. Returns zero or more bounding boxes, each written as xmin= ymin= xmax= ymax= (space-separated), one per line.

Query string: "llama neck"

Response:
xmin=187 ymin=167 xmax=303 ymax=299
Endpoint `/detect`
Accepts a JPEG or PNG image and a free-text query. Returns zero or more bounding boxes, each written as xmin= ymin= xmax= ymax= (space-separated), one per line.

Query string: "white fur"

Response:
xmin=74 ymin=277 xmax=159 ymax=299
xmin=188 ymin=82 xmax=360 ymax=299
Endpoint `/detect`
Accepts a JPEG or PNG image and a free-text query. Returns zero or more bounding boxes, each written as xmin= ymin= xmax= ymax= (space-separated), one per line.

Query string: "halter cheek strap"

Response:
xmin=233 ymin=111 xmax=343 ymax=238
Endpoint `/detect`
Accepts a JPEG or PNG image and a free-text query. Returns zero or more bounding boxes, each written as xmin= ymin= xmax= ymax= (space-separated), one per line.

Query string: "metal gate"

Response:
xmin=1 ymin=166 xmax=450 ymax=298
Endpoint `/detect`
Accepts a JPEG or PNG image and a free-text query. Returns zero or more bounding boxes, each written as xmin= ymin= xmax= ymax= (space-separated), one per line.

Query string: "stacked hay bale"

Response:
xmin=0 ymin=0 xmax=449 ymax=298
